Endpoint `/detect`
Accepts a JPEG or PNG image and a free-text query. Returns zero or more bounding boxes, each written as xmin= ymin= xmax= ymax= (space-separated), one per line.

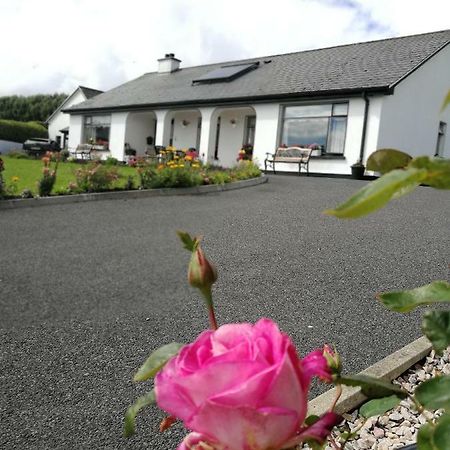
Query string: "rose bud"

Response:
xmin=323 ymin=344 xmax=342 ymax=378
xmin=188 ymin=246 xmax=217 ymax=291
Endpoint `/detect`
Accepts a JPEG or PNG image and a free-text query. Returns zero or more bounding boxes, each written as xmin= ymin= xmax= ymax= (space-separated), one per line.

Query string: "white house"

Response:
xmin=47 ymin=86 xmax=102 ymax=149
xmin=65 ymin=30 xmax=450 ymax=175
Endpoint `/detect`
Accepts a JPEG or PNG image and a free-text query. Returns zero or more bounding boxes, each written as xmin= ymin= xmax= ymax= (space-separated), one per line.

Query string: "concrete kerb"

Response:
xmin=308 ymin=336 xmax=432 ymax=416
xmin=0 ymin=175 xmax=268 ymax=209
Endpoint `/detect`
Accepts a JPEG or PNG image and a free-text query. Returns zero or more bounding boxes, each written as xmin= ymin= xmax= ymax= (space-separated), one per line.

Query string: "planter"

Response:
xmin=351 ymin=163 xmax=365 ymax=179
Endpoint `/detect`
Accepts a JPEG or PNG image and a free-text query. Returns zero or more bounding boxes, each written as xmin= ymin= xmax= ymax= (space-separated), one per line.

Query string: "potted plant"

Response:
xmin=351 ymin=160 xmax=365 ymax=179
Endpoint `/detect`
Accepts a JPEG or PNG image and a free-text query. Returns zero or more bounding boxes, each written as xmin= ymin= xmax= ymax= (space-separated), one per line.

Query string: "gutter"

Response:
xmin=358 ymin=92 xmax=370 ymax=164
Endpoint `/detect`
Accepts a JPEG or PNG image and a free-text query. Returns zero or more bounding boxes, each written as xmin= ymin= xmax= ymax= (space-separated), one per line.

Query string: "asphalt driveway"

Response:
xmin=1 ymin=175 xmax=449 ymax=449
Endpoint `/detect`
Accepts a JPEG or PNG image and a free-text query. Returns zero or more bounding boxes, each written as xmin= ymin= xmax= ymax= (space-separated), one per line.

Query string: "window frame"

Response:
xmin=280 ymin=102 xmax=349 ymax=156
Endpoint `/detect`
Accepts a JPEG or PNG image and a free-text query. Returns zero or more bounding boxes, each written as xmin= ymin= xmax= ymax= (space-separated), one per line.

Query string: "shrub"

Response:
xmin=59 ymin=149 xmax=70 ymax=162
xmin=75 ymin=162 xmax=120 ymax=192
xmin=205 ymin=170 xmax=232 ymax=185
xmin=7 ymin=150 xmax=31 ymax=159
xmin=138 ymin=163 xmax=203 ymax=189
xmin=20 ymin=189 xmax=34 ymax=199
xmin=104 ymin=156 xmax=119 ymax=166
xmin=38 ymin=152 xmax=58 ymax=196
xmin=0 ymin=119 xmax=48 ymax=143
xmin=232 ymin=160 xmax=261 ymax=180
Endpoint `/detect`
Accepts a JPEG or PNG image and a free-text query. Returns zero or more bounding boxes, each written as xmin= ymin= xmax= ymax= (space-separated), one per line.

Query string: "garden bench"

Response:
xmin=264 ymin=146 xmax=312 ymax=176
xmin=71 ymin=144 xmax=93 ymax=160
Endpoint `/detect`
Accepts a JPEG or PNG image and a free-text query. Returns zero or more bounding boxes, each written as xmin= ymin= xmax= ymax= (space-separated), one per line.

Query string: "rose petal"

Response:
xmin=301 ymin=349 xmax=332 ymax=384
xmin=189 ymin=402 xmax=299 ymax=450
xmin=177 ymin=432 xmax=222 ymax=450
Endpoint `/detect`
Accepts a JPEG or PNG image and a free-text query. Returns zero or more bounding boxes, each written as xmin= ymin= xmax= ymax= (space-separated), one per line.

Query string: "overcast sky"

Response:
xmin=1 ymin=0 xmax=449 ymax=96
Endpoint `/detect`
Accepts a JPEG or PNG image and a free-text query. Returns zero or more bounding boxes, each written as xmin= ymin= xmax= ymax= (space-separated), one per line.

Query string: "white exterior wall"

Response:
xmin=252 ymin=103 xmax=280 ymax=166
xmin=125 ymin=112 xmax=156 ymax=156
xmin=68 ymin=115 xmax=83 ymax=151
xmin=251 ymin=98 xmax=382 ymax=175
xmin=377 ymin=44 xmax=450 ymax=158
xmin=172 ymin=111 xmax=200 ymax=149
xmin=48 ymin=89 xmax=86 ymax=145
xmin=109 ymin=112 xmax=129 ymax=160
xmin=216 ymin=108 xmax=254 ymax=167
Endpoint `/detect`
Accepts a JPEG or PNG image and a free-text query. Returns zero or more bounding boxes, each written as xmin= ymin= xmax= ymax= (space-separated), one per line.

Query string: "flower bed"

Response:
xmin=0 ymin=152 xmax=261 ymax=199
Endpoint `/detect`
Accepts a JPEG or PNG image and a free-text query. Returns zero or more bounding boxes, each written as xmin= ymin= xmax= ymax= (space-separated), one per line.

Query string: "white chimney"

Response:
xmin=158 ymin=53 xmax=181 ymax=73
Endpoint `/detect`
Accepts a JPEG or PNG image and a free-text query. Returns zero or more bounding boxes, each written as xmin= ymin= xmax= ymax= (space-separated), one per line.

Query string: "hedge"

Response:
xmin=0 ymin=119 xmax=48 ymax=143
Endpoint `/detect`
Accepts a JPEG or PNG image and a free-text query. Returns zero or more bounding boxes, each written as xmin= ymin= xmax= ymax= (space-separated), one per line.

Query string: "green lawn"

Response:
xmin=2 ymin=156 xmax=140 ymax=195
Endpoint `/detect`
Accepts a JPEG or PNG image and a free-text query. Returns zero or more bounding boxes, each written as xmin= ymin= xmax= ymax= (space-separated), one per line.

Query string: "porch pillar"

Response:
xmin=252 ymin=104 xmax=281 ymax=168
xmin=198 ymin=107 xmax=216 ymax=163
xmin=154 ymin=110 xmax=171 ymax=147
xmin=109 ymin=112 xmax=129 ymax=160
xmin=68 ymin=114 xmax=83 ymax=151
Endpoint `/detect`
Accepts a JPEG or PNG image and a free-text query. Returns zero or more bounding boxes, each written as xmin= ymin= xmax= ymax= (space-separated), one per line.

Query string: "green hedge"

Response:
xmin=0 ymin=119 xmax=48 ymax=143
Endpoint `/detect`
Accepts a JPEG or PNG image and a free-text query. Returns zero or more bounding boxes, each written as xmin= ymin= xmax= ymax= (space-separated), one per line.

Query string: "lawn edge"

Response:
xmin=0 ymin=175 xmax=267 ymax=209
xmin=308 ymin=335 xmax=432 ymax=416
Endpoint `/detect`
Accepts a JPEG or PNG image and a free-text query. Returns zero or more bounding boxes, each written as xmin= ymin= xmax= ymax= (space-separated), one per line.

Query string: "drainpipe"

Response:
xmin=358 ymin=92 xmax=370 ymax=164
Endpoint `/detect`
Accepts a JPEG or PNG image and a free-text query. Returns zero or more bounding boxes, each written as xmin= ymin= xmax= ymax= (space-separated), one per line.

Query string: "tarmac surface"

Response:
xmin=1 ymin=174 xmax=449 ymax=449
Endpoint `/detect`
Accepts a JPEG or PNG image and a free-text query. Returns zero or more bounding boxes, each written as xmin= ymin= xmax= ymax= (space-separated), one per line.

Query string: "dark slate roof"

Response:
xmin=68 ymin=30 xmax=450 ymax=113
xmin=79 ymin=86 xmax=103 ymax=99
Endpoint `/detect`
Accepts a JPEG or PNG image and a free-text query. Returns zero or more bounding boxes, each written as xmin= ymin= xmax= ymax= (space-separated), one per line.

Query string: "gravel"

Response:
xmin=1 ymin=175 xmax=449 ymax=449
xmin=314 ymin=347 xmax=450 ymax=449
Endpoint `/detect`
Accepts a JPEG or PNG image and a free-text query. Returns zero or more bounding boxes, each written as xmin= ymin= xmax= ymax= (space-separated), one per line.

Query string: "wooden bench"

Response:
xmin=71 ymin=144 xmax=93 ymax=160
xmin=264 ymin=146 xmax=312 ymax=176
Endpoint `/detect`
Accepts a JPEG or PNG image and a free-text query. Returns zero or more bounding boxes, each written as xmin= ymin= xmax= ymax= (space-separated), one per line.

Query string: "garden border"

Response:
xmin=308 ymin=336 xmax=432 ymax=416
xmin=0 ymin=175 xmax=267 ymax=210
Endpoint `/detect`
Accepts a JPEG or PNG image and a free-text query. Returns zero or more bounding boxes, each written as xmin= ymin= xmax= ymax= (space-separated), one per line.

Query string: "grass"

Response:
xmin=2 ymin=156 xmax=140 ymax=195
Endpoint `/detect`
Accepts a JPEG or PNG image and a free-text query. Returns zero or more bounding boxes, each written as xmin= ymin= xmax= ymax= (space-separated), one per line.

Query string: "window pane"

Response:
xmin=285 ymin=104 xmax=332 ymax=118
xmin=281 ymin=118 xmax=328 ymax=148
xmin=327 ymin=117 xmax=346 ymax=154
xmin=91 ymin=115 xmax=111 ymax=125
xmin=332 ymin=103 xmax=348 ymax=116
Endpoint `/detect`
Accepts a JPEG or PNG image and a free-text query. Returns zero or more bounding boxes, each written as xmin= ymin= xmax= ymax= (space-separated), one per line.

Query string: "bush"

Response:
xmin=59 ymin=149 xmax=70 ymax=162
xmin=104 ymin=156 xmax=120 ymax=166
xmin=7 ymin=150 xmax=31 ymax=159
xmin=38 ymin=153 xmax=58 ymax=197
xmin=0 ymin=119 xmax=48 ymax=143
xmin=232 ymin=161 xmax=261 ymax=180
xmin=205 ymin=170 xmax=232 ymax=185
xmin=75 ymin=162 xmax=120 ymax=192
xmin=138 ymin=163 xmax=203 ymax=189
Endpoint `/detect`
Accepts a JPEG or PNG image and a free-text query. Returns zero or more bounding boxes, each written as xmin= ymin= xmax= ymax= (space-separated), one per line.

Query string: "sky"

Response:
xmin=0 ymin=0 xmax=449 ymax=96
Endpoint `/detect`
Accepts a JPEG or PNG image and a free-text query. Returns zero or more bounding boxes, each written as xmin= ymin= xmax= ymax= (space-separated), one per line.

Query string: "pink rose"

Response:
xmin=155 ymin=318 xmax=340 ymax=450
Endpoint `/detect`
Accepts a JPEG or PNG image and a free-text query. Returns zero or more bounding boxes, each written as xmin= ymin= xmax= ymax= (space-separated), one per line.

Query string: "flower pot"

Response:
xmin=351 ymin=163 xmax=365 ymax=179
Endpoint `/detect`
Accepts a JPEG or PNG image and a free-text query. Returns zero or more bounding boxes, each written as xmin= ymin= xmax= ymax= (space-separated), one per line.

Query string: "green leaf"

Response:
xmin=134 ymin=342 xmax=184 ymax=382
xmin=124 ymin=390 xmax=156 ymax=438
xmin=378 ymin=281 xmax=450 ymax=313
xmin=177 ymin=230 xmax=200 ymax=252
xmin=415 ymin=375 xmax=450 ymax=411
xmin=338 ymin=374 xmax=407 ymax=399
xmin=410 ymin=157 xmax=450 ymax=190
xmin=324 ymin=168 xmax=427 ymax=219
xmin=434 ymin=413 xmax=450 ymax=449
xmin=422 ymin=311 xmax=450 ymax=355
xmin=304 ymin=414 xmax=320 ymax=425
xmin=441 ymin=90 xmax=450 ymax=112
xmin=359 ymin=395 xmax=402 ymax=418
xmin=417 ymin=422 xmax=438 ymax=450
xmin=366 ymin=149 xmax=412 ymax=174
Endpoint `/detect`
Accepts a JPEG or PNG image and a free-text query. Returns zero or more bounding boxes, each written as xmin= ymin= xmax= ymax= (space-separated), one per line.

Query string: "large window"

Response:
xmin=83 ymin=115 xmax=111 ymax=147
xmin=281 ymin=103 xmax=348 ymax=155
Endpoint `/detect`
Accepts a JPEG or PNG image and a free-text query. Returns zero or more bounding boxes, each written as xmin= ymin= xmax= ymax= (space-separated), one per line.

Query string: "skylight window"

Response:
xmin=193 ymin=62 xmax=259 ymax=84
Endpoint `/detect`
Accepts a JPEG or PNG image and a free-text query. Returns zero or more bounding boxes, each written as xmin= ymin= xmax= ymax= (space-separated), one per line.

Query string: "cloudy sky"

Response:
xmin=1 ymin=0 xmax=449 ymax=96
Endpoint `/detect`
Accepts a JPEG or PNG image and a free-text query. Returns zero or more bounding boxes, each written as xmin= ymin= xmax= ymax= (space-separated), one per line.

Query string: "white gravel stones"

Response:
xmin=302 ymin=347 xmax=449 ymax=449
